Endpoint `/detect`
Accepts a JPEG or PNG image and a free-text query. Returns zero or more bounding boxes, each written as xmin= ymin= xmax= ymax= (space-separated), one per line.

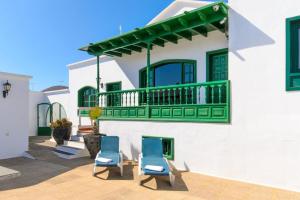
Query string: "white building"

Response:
xmin=30 ymin=0 xmax=300 ymax=192
xmin=0 ymin=72 xmax=31 ymax=159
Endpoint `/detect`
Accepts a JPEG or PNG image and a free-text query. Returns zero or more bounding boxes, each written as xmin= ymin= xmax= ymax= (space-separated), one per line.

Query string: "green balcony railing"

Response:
xmin=80 ymin=80 xmax=230 ymax=123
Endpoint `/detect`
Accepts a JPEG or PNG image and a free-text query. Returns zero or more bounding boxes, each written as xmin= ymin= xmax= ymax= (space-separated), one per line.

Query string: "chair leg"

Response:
xmin=93 ymin=165 xmax=97 ymax=176
xmin=120 ymin=165 xmax=123 ymax=177
xmin=169 ymin=173 xmax=175 ymax=186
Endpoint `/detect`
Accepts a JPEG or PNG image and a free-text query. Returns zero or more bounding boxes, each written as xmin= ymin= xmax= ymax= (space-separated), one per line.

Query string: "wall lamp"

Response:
xmin=3 ymin=80 xmax=11 ymax=98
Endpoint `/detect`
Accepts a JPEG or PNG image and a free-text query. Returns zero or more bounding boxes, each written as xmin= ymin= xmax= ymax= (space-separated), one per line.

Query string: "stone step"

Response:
xmin=53 ymin=150 xmax=77 ymax=159
xmin=70 ymin=135 xmax=84 ymax=142
xmin=53 ymin=146 xmax=89 ymax=159
xmin=56 ymin=145 xmax=83 ymax=154
xmin=64 ymin=140 xmax=86 ymax=149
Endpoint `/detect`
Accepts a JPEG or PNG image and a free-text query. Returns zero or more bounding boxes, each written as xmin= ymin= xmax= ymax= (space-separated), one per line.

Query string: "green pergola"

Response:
xmin=80 ymin=1 xmax=228 ymax=94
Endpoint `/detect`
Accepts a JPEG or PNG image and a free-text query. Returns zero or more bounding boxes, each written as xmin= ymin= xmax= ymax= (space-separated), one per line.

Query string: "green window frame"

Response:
xmin=139 ymin=59 xmax=197 ymax=88
xmin=78 ymin=86 xmax=97 ymax=107
xmin=142 ymin=136 xmax=174 ymax=160
xmin=286 ymin=16 xmax=300 ymax=91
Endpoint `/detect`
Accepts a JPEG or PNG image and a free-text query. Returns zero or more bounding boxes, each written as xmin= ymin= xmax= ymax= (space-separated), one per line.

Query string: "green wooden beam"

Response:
xmin=178 ymin=18 xmax=188 ymax=27
xmin=210 ymin=22 xmax=225 ymax=33
xmin=114 ymin=48 xmax=131 ymax=55
xmin=152 ymin=39 xmax=165 ymax=47
xmin=192 ymin=26 xmax=208 ymax=37
xmin=104 ymin=51 xmax=122 ymax=57
xmin=160 ymin=34 xmax=178 ymax=44
xmin=161 ymin=24 xmax=172 ymax=32
xmin=174 ymin=31 xmax=192 ymax=41
xmin=146 ymin=29 xmax=156 ymax=36
xmin=133 ymin=33 xmax=143 ymax=40
xmin=81 ymin=2 xmax=228 ymax=56
xmin=124 ymin=45 xmax=142 ymax=52
xmin=197 ymin=12 xmax=207 ymax=21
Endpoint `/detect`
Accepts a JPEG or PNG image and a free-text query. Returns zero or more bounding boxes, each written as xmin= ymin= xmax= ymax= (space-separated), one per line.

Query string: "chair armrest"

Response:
xmin=119 ymin=151 xmax=123 ymax=162
xmin=164 ymin=157 xmax=174 ymax=172
xmin=95 ymin=151 xmax=101 ymax=160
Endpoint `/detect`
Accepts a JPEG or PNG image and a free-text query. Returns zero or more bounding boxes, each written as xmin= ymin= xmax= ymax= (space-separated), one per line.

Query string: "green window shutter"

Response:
xmin=286 ymin=16 xmax=300 ymax=91
xmin=78 ymin=86 xmax=97 ymax=107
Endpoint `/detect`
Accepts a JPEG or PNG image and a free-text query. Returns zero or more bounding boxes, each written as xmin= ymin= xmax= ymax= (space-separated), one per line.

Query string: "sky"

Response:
xmin=0 ymin=0 xmax=222 ymax=91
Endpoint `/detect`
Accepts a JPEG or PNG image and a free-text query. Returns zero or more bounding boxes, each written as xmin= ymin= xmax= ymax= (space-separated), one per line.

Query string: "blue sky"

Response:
xmin=0 ymin=0 xmax=221 ymax=91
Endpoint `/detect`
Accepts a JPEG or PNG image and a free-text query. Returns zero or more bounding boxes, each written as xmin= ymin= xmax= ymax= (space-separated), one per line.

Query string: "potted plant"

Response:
xmin=50 ymin=118 xmax=72 ymax=145
xmin=83 ymin=107 xmax=105 ymax=159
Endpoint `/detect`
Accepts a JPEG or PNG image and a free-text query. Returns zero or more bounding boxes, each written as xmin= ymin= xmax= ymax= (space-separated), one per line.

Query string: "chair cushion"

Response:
xmin=95 ymin=152 xmax=119 ymax=167
xmin=141 ymin=157 xmax=170 ymax=176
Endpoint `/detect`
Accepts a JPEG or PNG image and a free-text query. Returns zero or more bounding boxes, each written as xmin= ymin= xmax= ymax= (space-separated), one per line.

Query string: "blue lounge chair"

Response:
xmin=93 ymin=136 xmax=123 ymax=176
xmin=138 ymin=137 xmax=175 ymax=186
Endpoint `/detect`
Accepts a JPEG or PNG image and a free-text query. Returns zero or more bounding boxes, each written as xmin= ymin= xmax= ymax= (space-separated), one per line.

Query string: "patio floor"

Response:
xmin=0 ymin=137 xmax=299 ymax=200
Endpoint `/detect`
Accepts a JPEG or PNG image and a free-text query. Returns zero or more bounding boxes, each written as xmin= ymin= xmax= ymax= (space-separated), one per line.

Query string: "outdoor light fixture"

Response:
xmin=212 ymin=4 xmax=220 ymax=12
xmin=220 ymin=17 xmax=227 ymax=25
xmin=3 ymin=80 xmax=11 ymax=98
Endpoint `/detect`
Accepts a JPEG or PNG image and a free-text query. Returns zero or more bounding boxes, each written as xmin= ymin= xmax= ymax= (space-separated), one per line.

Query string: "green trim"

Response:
xmin=206 ymin=48 xmax=228 ymax=82
xmin=99 ymin=80 xmax=230 ymax=123
xmin=142 ymin=136 xmax=174 ymax=160
xmin=79 ymin=2 xmax=228 ymax=56
xmin=286 ymin=16 xmax=300 ymax=91
xmin=105 ymin=81 xmax=122 ymax=91
xmin=78 ymin=86 xmax=97 ymax=107
xmin=139 ymin=59 xmax=197 ymax=88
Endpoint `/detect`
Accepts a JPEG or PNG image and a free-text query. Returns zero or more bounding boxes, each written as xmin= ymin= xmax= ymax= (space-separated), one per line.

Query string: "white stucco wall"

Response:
xmin=28 ymin=91 xmax=49 ymax=136
xmin=227 ymin=0 xmax=300 ymax=192
xmin=57 ymin=0 xmax=300 ymax=192
xmin=0 ymin=72 xmax=31 ymax=159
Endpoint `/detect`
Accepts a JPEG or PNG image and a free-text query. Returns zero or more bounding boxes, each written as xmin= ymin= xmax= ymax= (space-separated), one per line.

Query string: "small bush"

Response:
xmin=50 ymin=118 xmax=72 ymax=129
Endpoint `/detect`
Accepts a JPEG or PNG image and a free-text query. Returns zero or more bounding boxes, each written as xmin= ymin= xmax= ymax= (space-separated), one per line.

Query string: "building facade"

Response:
xmin=0 ymin=72 xmax=31 ymax=159
xmin=35 ymin=0 xmax=300 ymax=192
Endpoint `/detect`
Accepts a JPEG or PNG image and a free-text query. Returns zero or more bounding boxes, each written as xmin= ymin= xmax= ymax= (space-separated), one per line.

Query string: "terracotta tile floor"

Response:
xmin=0 ymin=136 xmax=299 ymax=200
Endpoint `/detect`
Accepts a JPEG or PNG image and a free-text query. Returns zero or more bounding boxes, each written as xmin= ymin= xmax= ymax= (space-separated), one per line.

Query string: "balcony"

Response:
xmin=79 ymin=80 xmax=230 ymax=123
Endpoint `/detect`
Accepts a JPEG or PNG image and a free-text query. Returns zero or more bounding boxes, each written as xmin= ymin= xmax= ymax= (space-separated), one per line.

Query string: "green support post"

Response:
xmin=96 ymin=55 xmax=100 ymax=106
xmin=146 ymin=42 xmax=152 ymax=118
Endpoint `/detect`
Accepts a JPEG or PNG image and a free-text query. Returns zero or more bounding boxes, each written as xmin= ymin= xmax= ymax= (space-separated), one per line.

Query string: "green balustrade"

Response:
xmin=78 ymin=80 xmax=230 ymax=123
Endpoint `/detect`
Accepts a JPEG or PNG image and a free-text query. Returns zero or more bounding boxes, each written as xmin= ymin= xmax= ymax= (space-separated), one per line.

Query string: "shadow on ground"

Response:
xmin=0 ymin=137 xmax=187 ymax=192
xmin=0 ymin=136 xmax=94 ymax=191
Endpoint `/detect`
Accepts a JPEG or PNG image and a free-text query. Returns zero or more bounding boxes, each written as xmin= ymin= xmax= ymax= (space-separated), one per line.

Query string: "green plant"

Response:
xmin=89 ymin=107 xmax=102 ymax=134
xmin=50 ymin=118 xmax=72 ymax=129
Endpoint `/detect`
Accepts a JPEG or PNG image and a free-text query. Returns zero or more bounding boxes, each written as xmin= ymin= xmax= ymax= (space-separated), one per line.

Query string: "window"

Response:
xmin=286 ymin=16 xmax=300 ymax=90
xmin=139 ymin=60 xmax=196 ymax=88
xmin=78 ymin=86 xmax=97 ymax=107
xmin=142 ymin=136 xmax=174 ymax=160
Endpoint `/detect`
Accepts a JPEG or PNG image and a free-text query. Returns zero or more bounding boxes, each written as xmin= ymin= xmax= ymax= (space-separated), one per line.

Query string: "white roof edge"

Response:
xmin=67 ymin=55 xmax=113 ymax=69
xmin=0 ymin=71 xmax=32 ymax=80
xmin=43 ymin=89 xmax=70 ymax=95
xmin=148 ymin=0 xmax=209 ymax=25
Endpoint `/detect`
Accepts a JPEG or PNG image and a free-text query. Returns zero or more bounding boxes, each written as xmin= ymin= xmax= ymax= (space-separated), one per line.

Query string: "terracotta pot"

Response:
xmin=83 ymin=133 xmax=106 ymax=159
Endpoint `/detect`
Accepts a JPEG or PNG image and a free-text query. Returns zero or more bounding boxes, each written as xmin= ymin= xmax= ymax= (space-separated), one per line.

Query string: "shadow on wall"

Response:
xmin=130 ymin=143 xmax=140 ymax=161
xmin=229 ymin=8 xmax=275 ymax=61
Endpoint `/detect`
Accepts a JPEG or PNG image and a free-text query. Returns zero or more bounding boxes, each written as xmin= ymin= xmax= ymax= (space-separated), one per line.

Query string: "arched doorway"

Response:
xmin=37 ymin=102 xmax=67 ymax=136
